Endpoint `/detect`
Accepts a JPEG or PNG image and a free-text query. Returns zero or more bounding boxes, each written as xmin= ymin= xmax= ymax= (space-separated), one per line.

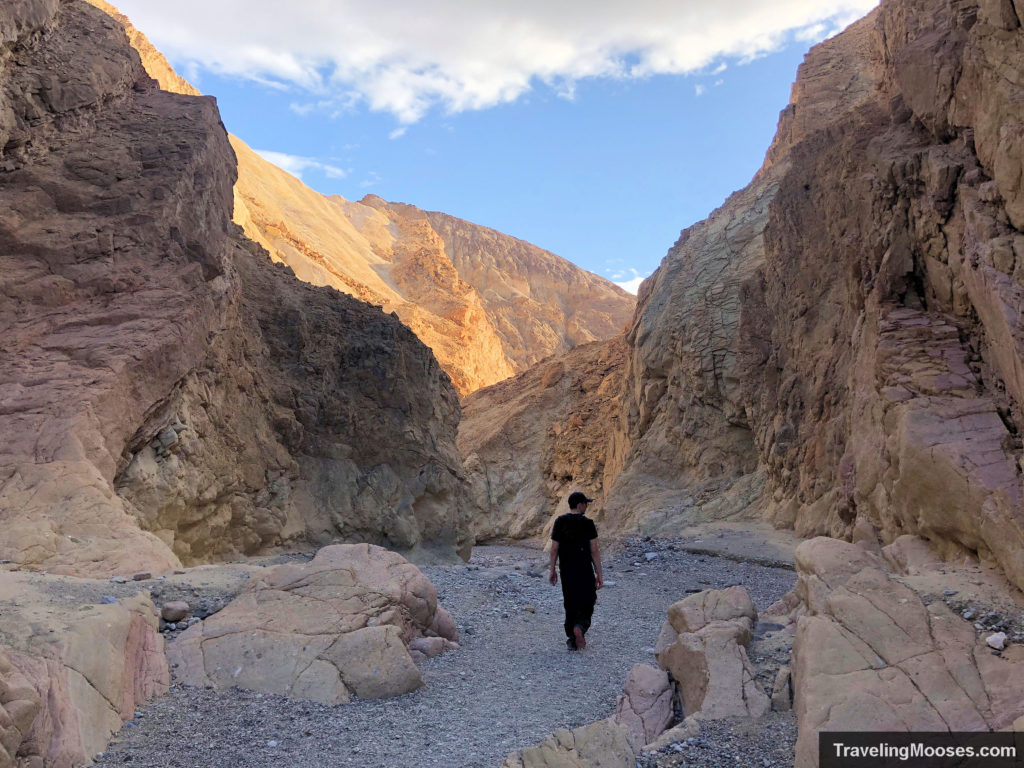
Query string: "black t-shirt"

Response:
xmin=551 ymin=513 xmax=598 ymax=574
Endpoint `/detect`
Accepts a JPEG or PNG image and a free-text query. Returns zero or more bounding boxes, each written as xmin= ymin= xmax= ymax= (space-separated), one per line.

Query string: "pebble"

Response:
xmin=524 ymin=605 xmax=536 ymax=613
xmin=986 ymin=632 xmax=1007 ymax=650
xmin=100 ymin=596 xmax=118 ymax=605
xmin=645 ymin=552 xmax=659 ymax=561
xmin=604 ymin=580 xmax=617 ymax=587
xmin=942 ymin=589 xmax=958 ymax=596
xmin=109 ymin=576 xmax=128 ymax=584
xmin=266 ymin=740 xmax=278 ymax=748
xmin=132 ymin=572 xmax=152 ymax=581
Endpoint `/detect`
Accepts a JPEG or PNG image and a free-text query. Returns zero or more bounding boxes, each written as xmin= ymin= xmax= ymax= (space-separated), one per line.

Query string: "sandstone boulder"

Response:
xmin=791 ymin=538 xmax=1024 ymax=767
xmin=167 ymin=544 xmax=457 ymax=704
xmin=500 ymin=718 xmax=635 ymax=768
xmin=0 ymin=573 xmax=167 ymax=767
xmin=613 ymin=664 xmax=673 ymax=750
xmin=656 ymin=587 xmax=769 ymax=720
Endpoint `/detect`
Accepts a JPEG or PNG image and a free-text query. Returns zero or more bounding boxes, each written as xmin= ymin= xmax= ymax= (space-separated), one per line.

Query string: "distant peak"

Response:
xmin=359 ymin=194 xmax=389 ymax=209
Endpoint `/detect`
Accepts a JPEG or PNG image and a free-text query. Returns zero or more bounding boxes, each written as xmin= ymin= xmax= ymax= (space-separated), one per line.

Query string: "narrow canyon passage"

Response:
xmin=94 ymin=543 xmax=795 ymax=767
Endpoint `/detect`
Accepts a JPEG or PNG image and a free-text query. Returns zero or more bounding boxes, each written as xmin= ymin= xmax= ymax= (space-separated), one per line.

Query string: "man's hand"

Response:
xmin=595 ymin=574 xmax=604 ymax=590
xmin=549 ymin=569 xmax=558 ymax=586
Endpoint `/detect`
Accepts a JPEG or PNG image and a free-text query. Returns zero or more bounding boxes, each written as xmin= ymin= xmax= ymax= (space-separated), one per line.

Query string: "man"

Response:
xmin=549 ymin=491 xmax=604 ymax=650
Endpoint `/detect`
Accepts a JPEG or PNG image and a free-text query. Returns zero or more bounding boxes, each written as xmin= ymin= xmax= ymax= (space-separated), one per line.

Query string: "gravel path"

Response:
xmin=95 ymin=541 xmax=796 ymax=767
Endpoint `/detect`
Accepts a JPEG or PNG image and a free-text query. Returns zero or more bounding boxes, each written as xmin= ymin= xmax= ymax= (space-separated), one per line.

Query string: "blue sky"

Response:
xmin=115 ymin=1 xmax=878 ymax=292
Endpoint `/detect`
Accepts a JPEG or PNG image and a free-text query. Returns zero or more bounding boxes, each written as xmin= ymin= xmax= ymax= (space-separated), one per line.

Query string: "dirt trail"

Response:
xmin=94 ymin=541 xmax=797 ymax=767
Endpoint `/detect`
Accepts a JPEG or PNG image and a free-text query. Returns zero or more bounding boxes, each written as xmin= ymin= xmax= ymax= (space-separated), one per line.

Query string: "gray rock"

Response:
xmin=986 ymin=632 xmax=1007 ymax=650
xmin=132 ymin=571 xmax=152 ymax=581
xmin=100 ymin=596 xmax=119 ymax=605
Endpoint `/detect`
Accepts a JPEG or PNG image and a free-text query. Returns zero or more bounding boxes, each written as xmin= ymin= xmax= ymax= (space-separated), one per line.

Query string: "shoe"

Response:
xmin=573 ymin=625 xmax=586 ymax=650
xmin=566 ymin=637 xmax=577 ymax=651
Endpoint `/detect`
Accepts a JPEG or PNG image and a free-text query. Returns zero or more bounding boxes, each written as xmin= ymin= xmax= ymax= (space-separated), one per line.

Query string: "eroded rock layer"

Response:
xmin=0 ymin=0 xmax=470 ymax=576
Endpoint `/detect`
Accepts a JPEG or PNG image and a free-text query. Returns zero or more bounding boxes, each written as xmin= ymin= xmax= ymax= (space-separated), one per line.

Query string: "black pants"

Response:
xmin=560 ymin=570 xmax=597 ymax=640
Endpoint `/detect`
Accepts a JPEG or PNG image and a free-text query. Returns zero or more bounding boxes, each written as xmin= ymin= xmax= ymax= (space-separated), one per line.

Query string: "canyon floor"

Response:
xmin=89 ymin=531 xmax=800 ymax=767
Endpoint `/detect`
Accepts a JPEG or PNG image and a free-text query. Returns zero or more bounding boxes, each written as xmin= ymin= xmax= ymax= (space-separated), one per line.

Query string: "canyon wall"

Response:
xmin=0 ymin=0 xmax=470 ymax=577
xmin=85 ymin=1 xmax=634 ymax=397
xmin=463 ymin=0 xmax=1024 ymax=593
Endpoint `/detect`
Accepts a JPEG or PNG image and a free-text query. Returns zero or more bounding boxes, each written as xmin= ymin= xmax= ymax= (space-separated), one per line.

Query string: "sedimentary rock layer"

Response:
xmin=0 ymin=0 xmax=470 ymax=576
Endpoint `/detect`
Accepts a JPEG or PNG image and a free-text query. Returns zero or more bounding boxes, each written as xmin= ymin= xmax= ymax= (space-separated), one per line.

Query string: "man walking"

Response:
xmin=549 ymin=491 xmax=604 ymax=650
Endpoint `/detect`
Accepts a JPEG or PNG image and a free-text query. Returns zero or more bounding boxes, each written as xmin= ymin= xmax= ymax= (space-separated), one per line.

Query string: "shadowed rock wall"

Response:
xmin=0 ymin=0 xmax=470 ymax=576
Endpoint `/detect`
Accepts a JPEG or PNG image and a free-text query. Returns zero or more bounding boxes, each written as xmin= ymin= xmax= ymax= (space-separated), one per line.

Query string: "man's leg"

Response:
xmin=563 ymin=573 xmax=596 ymax=649
xmin=561 ymin=578 xmax=577 ymax=647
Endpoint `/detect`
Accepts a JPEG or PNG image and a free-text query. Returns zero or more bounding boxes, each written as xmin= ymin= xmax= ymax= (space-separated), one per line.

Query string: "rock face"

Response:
xmin=789 ymin=538 xmax=1024 ymax=767
xmin=461 ymin=0 xmax=1024 ymax=598
xmin=233 ymin=163 xmax=635 ymax=395
xmin=656 ymin=587 xmax=769 ymax=720
xmin=0 ymin=573 xmax=167 ymax=767
xmin=0 ymin=0 xmax=471 ymax=576
xmin=740 ymin=0 xmax=1024 ymax=595
xmin=459 ymin=338 xmax=627 ymax=539
xmin=167 ymin=544 xmax=458 ymax=704
xmin=81 ymin=2 xmax=634 ymax=398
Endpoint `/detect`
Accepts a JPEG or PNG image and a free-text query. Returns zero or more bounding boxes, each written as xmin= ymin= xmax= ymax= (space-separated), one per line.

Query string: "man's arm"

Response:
xmin=590 ymin=538 xmax=604 ymax=589
xmin=549 ymin=541 xmax=559 ymax=585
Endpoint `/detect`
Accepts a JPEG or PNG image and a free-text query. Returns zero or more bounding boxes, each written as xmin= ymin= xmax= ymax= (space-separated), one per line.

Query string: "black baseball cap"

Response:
xmin=567 ymin=492 xmax=594 ymax=508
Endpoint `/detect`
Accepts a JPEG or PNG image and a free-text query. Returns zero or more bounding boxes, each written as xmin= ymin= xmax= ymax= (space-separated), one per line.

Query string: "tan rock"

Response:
xmin=500 ymin=718 xmax=635 ymax=768
xmin=613 ymin=664 xmax=673 ymax=750
xmin=882 ymin=535 xmax=942 ymax=575
xmin=168 ymin=544 xmax=456 ymax=704
xmin=791 ymin=538 xmax=1024 ymax=767
xmin=641 ymin=717 xmax=700 ymax=752
xmin=0 ymin=572 xmax=167 ymax=767
xmin=771 ymin=666 xmax=792 ymax=712
xmin=658 ymin=620 xmax=769 ymax=720
xmin=160 ymin=601 xmax=190 ymax=623
xmin=667 ymin=585 xmax=758 ymax=635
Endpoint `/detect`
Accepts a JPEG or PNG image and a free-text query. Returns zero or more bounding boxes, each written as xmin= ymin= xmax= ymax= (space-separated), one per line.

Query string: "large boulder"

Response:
xmin=656 ymin=586 xmax=769 ymax=720
xmin=0 ymin=573 xmax=167 ymax=768
xmin=791 ymin=538 xmax=1024 ymax=767
xmin=613 ymin=664 xmax=673 ymax=750
xmin=167 ymin=544 xmax=457 ymax=704
xmin=500 ymin=718 xmax=635 ymax=768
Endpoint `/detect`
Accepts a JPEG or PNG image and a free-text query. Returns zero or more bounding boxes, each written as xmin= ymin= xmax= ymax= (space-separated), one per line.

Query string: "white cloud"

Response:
xmin=389 ymin=127 xmax=408 ymax=140
xmin=113 ymin=0 xmax=879 ymax=124
xmin=254 ymin=150 xmax=348 ymax=180
xmin=615 ymin=276 xmax=647 ymax=294
xmin=694 ymin=84 xmax=706 ymax=97
xmin=610 ymin=267 xmax=649 ymax=294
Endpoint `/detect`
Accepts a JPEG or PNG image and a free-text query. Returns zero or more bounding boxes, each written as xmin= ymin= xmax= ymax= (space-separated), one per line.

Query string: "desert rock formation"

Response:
xmin=655 ymin=586 xmax=770 ymax=720
xmin=0 ymin=574 xmax=167 ymax=767
xmin=0 ymin=0 xmax=471 ymax=577
xmin=782 ymin=537 xmax=1024 ymax=766
xmin=233 ymin=163 xmax=635 ymax=395
xmin=93 ymin=0 xmax=634 ymax=396
xmin=168 ymin=544 xmax=458 ymax=704
xmin=460 ymin=0 xmax=1024 ymax=600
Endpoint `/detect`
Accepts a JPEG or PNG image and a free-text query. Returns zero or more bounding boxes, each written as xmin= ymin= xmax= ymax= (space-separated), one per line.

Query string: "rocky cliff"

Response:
xmin=234 ymin=171 xmax=635 ymax=395
xmin=0 ymin=0 xmax=471 ymax=577
xmin=462 ymin=0 xmax=1024 ymax=596
xmin=84 ymin=2 xmax=634 ymax=398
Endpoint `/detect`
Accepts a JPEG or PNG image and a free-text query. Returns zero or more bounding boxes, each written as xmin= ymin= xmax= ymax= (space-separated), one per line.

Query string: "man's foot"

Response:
xmin=566 ymin=637 xmax=577 ymax=651
xmin=573 ymin=625 xmax=586 ymax=650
